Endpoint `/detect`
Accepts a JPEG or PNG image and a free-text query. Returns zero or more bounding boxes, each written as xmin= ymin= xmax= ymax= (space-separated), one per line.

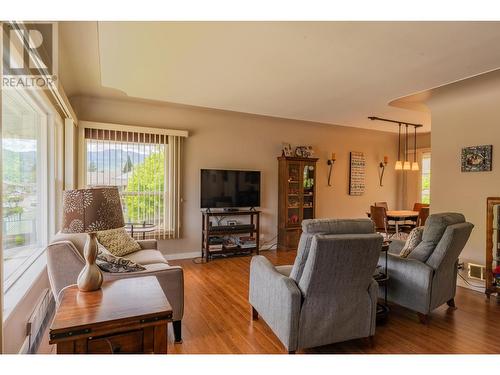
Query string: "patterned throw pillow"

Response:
xmin=96 ymin=244 xmax=146 ymax=273
xmin=400 ymin=227 xmax=424 ymax=258
xmin=96 ymin=227 xmax=141 ymax=257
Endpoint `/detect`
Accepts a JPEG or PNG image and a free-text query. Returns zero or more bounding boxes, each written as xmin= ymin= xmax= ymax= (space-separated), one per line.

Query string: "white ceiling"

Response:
xmin=59 ymin=21 xmax=500 ymax=132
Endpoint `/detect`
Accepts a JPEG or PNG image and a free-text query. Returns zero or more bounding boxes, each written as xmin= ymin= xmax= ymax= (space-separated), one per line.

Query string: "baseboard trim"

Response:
xmin=164 ymin=251 xmax=201 ymax=261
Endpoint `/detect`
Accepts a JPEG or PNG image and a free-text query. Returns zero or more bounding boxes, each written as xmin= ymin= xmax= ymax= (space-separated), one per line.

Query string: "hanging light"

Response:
xmin=411 ymin=125 xmax=420 ymax=171
xmin=403 ymin=124 xmax=411 ymax=170
xmin=367 ymin=116 xmax=422 ymax=171
xmin=395 ymin=123 xmax=403 ymax=170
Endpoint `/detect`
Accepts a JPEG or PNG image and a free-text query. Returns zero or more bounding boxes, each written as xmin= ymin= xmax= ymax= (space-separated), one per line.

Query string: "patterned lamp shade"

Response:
xmin=62 ymin=186 xmax=125 ymax=233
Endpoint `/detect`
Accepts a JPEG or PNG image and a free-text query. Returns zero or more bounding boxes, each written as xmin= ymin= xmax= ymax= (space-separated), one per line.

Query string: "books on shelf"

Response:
xmin=208 ymin=236 xmax=224 ymax=251
xmin=208 ymin=244 xmax=223 ymax=251
xmin=207 ymin=235 xmax=256 ymax=251
xmin=238 ymin=236 xmax=256 ymax=248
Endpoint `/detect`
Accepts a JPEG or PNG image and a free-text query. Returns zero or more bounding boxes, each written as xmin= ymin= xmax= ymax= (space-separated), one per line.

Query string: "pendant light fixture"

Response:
xmin=403 ymin=124 xmax=411 ymax=170
xmin=367 ymin=116 xmax=423 ymax=172
xmin=411 ymin=125 xmax=420 ymax=171
xmin=395 ymin=123 xmax=403 ymax=170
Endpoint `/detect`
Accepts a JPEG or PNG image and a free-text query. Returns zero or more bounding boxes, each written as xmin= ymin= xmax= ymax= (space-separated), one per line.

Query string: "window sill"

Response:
xmin=3 ymin=251 xmax=47 ymax=322
xmin=4 ymin=246 xmax=46 ymax=292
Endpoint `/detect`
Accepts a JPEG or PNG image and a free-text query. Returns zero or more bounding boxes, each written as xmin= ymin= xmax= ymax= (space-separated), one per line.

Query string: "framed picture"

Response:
xmin=281 ymin=143 xmax=293 ymax=157
xmin=461 ymin=145 xmax=493 ymax=172
xmin=349 ymin=151 xmax=366 ymax=195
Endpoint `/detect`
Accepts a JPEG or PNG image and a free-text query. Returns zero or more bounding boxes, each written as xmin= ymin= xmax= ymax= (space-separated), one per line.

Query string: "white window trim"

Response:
xmin=417 ymin=148 xmax=431 ymax=203
xmin=3 ymin=86 xmax=63 ymax=319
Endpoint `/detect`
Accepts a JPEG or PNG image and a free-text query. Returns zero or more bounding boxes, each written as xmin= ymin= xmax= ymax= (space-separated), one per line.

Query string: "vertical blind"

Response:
xmin=80 ymin=122 xmax=187 ymax=239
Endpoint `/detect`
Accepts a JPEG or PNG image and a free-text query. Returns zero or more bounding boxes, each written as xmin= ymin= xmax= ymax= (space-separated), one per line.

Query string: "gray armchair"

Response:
xmin=380 ymin=213 xmax=473 ymax=323
xmin=249 ymin=219 xmax=383 ymax=353
xmin=46 ymin=232 xmax=184 ymax=342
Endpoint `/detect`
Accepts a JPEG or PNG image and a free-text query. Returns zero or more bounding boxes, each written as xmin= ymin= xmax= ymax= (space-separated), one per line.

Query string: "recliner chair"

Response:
xmin=249 ymin=219 xmax=383 ymax=353
xmin=379 ymin=212 xmax=473 ymax=323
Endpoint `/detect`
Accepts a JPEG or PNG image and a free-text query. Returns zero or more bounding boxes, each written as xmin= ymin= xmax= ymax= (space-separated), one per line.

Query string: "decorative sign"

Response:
xmin=349 ymin=151 xmax=366 ymax=195
xmin=461 ymin=145 xmax=492 ymax=172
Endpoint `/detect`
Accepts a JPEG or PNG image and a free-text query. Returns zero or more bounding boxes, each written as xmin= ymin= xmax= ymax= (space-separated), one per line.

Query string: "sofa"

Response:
xmin=46 ymin=232 xmax=184 ymax=342
xmin=379 ymin=212 xmax=473 ymax=323
xmin=249 ymin=218 xmax=383 ymax=353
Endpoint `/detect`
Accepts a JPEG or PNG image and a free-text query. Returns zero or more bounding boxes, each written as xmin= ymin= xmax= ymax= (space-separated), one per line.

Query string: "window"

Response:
xmin=421 ymin=152 xmax=431 ymax=204
xmin=2 ymin=89 xmax=48 ymax=292
xmin=80 ymin=122 xmax=186 ymax=239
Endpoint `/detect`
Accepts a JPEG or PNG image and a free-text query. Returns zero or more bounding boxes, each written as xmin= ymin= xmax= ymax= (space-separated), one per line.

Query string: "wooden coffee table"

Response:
xmin=49 ymin=276 xmax=173 ymax=354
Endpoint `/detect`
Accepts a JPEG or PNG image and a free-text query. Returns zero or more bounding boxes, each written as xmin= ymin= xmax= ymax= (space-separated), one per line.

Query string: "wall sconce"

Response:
xmin=379 ymin=156 xmax=388 ymax=186
xmin=327 ymin=152 xmax=336 ymax=187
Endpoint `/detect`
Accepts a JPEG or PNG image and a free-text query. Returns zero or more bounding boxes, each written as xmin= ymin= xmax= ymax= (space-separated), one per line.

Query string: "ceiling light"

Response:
xmin=412 ymin=125 xmax=419 ymax=172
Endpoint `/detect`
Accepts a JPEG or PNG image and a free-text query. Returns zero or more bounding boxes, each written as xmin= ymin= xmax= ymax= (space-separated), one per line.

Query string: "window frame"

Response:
xmin=2 ymin=86 xmax=63 ymax=310
xmin=418 ymin=148 xmax=431 ymax=205
xmin=78 ymin=121 xmax=187 ymax=239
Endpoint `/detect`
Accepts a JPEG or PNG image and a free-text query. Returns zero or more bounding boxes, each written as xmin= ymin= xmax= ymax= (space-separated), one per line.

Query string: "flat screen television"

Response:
xmin=200 ymin=169 xmax=261 ymax=209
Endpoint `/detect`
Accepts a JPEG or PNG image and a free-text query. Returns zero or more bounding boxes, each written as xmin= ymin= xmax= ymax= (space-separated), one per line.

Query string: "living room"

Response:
xmin=1 ymin=1 xmax=500 ymax=372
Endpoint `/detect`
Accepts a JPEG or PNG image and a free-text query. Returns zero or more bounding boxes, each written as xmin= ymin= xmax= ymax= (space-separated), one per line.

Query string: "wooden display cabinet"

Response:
xmin=486 ymin=197 xmax=500 ymax=298
xmin=277 ymin=156 xmax=319 ymax=250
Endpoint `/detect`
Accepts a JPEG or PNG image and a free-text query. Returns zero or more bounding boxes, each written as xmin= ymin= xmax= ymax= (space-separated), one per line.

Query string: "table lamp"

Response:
xmin=61 ymin=186 xmax=125 ymax=292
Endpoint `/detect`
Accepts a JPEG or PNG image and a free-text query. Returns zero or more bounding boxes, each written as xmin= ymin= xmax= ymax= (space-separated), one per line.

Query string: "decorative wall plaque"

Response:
xmin=349 ymin=151 xmax=366 ymax=196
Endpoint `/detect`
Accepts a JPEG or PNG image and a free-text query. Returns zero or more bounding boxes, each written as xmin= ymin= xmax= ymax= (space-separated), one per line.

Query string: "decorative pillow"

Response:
xmin=96 ymin=227 xmax=141 ymax=257
xmin=400 ymin=227 xmax=424 ymax=258
xmin=407 ymin=240 xmax=435 ymax=262
xmin=96 ymin=244 xmax=146 ymax=273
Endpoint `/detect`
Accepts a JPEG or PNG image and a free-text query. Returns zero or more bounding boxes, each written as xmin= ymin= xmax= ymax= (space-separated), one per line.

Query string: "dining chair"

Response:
xmin=413 ymin=202 xmax=429 ymax=212
xmin=375 ymin=201 xmax=396 ymax=225
xmin=417 ymin=207 xmax=430 ymax=226
xmin=406 ymin=203 xmax=430 ymax=227
xmin=370 ymin=206 xmax=395 ymax=239
xmin=374 ymin=202 xmax=389 ymax=210
xmin=402 ymin=205 xmax=431 ymax=234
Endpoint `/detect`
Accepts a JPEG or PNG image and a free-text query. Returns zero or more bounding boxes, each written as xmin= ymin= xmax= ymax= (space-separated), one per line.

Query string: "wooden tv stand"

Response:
xmin=201 ymin=210 xmax=260 ymax=262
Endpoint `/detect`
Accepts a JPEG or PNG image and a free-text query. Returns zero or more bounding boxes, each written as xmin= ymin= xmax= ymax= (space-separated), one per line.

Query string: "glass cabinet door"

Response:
xmin=287 ymin=163 xmax=301 ymax=226
xmin=302 ymin=163 xmax=315 ymax=220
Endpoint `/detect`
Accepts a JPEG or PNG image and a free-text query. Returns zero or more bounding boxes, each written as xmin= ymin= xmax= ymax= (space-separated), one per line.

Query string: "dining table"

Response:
xmin=366 ymin=210 xmax=419 ymax=238
xmin=386 ymin=210 xmax=419 ymax=235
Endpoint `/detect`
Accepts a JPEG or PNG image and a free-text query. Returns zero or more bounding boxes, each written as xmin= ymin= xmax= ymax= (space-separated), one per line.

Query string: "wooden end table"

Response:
xmin=49 ymin=276 xmax=173 ymax=354
xmin=374 ymin=241 xmax=390 ymax=323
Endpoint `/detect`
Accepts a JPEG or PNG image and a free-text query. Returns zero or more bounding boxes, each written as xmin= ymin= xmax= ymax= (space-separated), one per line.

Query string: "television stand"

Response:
xmin=201 ymin=210 xmax=260 ymax=262
xmin=223 ymin=208 xmax=240 ymax=212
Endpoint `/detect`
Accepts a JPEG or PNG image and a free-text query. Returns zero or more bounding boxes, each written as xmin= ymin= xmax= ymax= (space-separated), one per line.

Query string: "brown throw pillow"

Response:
xmin=96 ymin=244 xmax=146 ymax=273
xmin=96 ymin=227 xmax=141 ymax=257
xmin=400 ymin=226 xmax=424 ymax=258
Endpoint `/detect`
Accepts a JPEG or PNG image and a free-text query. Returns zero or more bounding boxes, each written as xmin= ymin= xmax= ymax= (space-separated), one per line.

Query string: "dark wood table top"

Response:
xmin=50 ymin=276 xmax=172 ymax=335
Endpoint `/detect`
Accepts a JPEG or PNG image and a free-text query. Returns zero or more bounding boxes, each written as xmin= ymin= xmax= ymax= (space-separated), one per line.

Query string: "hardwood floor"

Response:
xmin=167 ymin=250 xmax=500 ymax=354
xmin=42 ymin=250 xmax=500 ymax=354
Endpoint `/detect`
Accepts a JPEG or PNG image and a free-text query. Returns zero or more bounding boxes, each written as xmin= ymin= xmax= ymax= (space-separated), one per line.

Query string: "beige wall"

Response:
xmin=71 ymin=96 xmax=401 ymax=256
xmin=428 ymin=70 xmax=500 ymax=266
